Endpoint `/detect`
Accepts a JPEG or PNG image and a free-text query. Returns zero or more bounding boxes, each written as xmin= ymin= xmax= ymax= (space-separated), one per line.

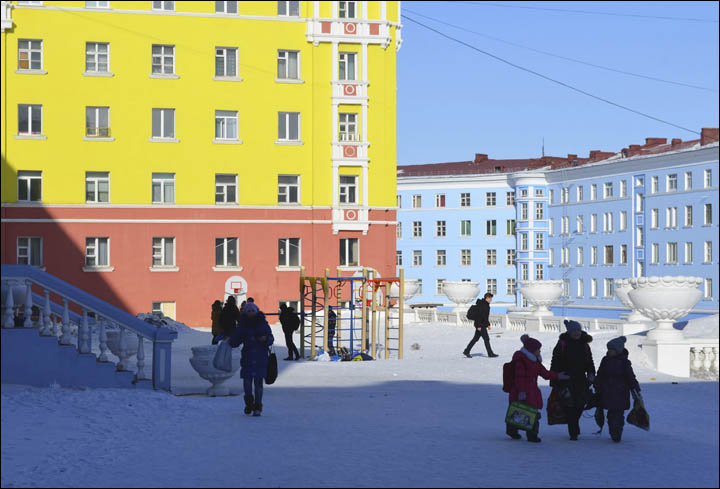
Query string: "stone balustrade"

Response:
xmin=690 ymin=345 xmax=719 ymax=380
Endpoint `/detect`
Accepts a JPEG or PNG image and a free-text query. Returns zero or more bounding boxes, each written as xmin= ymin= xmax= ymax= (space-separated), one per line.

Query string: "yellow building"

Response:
xmin=1 ymin=0 xmax=401 ymax=326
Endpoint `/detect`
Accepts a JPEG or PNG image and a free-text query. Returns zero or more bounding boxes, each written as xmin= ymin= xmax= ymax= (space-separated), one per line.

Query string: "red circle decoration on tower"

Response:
xmin=345 ymin=209 xmax=357 ymax=221
xmin=344 ymin=84 xmax=357 ymax=96
xmin=344 ymin=22 xmax=357 ymax=34
xmin=343 ymin=146 xmax=357 ymax=158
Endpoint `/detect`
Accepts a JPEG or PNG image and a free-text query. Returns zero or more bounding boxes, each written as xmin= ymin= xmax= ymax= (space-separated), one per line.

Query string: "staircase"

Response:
xmin=1 ymin=265 xmax=177 ymax=390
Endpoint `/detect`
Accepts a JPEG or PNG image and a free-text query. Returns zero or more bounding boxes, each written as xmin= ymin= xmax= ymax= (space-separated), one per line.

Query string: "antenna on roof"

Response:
xmin=542 ymin=137 xmax=545 ymax=157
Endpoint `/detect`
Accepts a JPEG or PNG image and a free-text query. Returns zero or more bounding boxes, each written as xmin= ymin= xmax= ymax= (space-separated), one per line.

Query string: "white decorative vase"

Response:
xmin=629 ymin=276 xmax=702 ymax=342
xmin=389 ymin=279 xmax=420 ymax=300
xmin=189 ymin=345 xmax=241 ymax=397
xmin=106 ymin=330 xmax=138 ymax=371
xmin=615 ymin=278 xmax=654 ymax=335
xmin=518 ymin=280 xmax=563 ymax=317
xmin=442 ymin=281 xmax=480 ymax=312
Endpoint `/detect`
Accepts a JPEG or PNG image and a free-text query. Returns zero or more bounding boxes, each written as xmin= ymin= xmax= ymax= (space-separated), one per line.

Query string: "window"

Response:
xmin=18 ymin=39 xmax=42 ymax=71
xmin=635 ymin=176 xmax=644 ymax=188
xmin=86 ymin=1 xmax=110 ymax=8
xmin=152 ymin=1 xmax=174 ymax=11
xmin=216 ymin=1 xmax=238 ymax=13
xmin=535 ymin=233 xmax=544 ymax=250
xmin=152 ymin=237 xmax=175 ymax=267
xmin=591 ymin=279 xmax=598 ymax=298
xmin=486 ymin=220 xmax=497 ymax=236
xmin=506 ymin=219 xmax=516 ymax=236
xmin=604 ymin=245 xmax=614 ymax=265
xmin=561 ymin=187 xmax=569 ymax=204
xmin=666 ymin=207 xmax=678 ymax=229
xmin=17 ymin=237 xmax=42 ymax=267
xmin=436 ymin=250 xmax=446 ymax=266
xmin=17 ymin=171 xmax=42 ymax=202
xmin=577 ymin=247 xmax=584 ymax=266
xmin=667 ymin=174 xmax=678 ymax=192
xmin=461 ymin=249 xmax=471 ymax=266
xmin=549 ymin=219 xmax=554 ymax=236
xmin=685 ymin=206 xmax=693 ymax=227
xmin=18 ymin=104 xmax=42 ymax=135
xmin=577 ymin=279 xmax=584 ymax=298
xmin=535 ymin=203 xmax=544 ymax=219
xmin=506 ymin=278 xmax=516 ymax=296
xmin=277 ymin=175 xmax=299 ymax=204
xmin=651 ymin=243 xmax=659 ymax=264
xmin=603 ymin=212 xmax=613 ymax=232
xmin=604 ymin=279 xmax=614 ymax=298
xmin=666 ymin=242 xmax=678 ymax=264
xmin=521 ymin=233 xmax=528 ymax=251
xmin=685 ymin=171 xmax=692 ymax=190
xmin=278 ymin=112 xmax=300 ymax=141
xmin=576 ymin=186 xmax=584 ymax=202
xmin=86 ymin=171 xmax=109 ymax=203
xmin=487 ymin=279 xmax=497 ymax=296
xmin=535 ymin=263 xmax=544 ymax=280
xmin=396 ymin=223 xmax=402 ymax=239
xmin=461 ymin=193 xmax=471 ymax=207
xmin=549 ymin=189 xmax=554 ymax=203
xmin=561 ymin=216 xmax=569 ymax=235
xmin=651 ymin=176 xmax=658 ymax=194
xmin=435 ymin=194 xmax=445 ymax=208
xmin=340 ymin=238 xmax=359 ymax=266
xmin=590 ymin=214 xmax=597 ymax=233
xmin=561 ymin=247 xmax=569 ymax=266
xmin=705 ymin=241 xmax=713 ymax=263
xmin=535 ymin=189 xmax=544 ymax=198
xmin=278 ymin=1 xmax=300 ymax=16
xmin=215 ymin=47 xmax=238 ymax=77
xmin=215 ymin=110 xmax=238 ymax=140
xmin=338 ymin=1 xmax=357 ymax=18
xmin=705 ymin=204 xmax=713 ymax=225
xmin=339 ymin=175 xmax=358 ymax=204
xmin=705 ymin=169 xmax=713 ymax=188
xmin=506 ymin=249 xmax=515 ymax=266
xmin=339 ymin=113 xmax=358 ymax=141
xmin=278 ymin=238 xmax=301 ymax=267
xmin=339 ymin=52 xmax=357 ymax=81
xmin=152 ymin=173 xmax=175 ymax=204
xmin=576 ymin=215 xmax=584 ymax=234
xmin=591 ymin=184 xmax=597 ymax=200
xmin=460 ymin=220 xmax=471 ymax=237
xmin=520 ymin=203 xmax=528 ymax=220
xmin=277 ymin=50 xmax=300 ymax=79
xmin=521 ymin=263 xmax=529 ymax=280
xmin=151 ymin=108 xmax=175 ymax=138
xmin=636 ymin=193 xmax=644 ymax=212
xmin=620 ymin=211 xmax=627 ymax=231
xmin=153 ymin=301 xmax=176 ymax=319
xmin=84 ymin=237 xmax=110 ymax=267
xmin=436 ymin=221 xmax=446 ymax=237
xmin=214 ymin=174 xmax=238 ymax=204
xmin=705 ymin=279 xmax=713 ymax=300
xmin=86 ymin=42 xmax=109 ymax=73
xmin=620 ymin=180 xmax=627 ymax=197
xmin=651 ymin=208 xmax=659 ymax=229
xmin=413 ymin=250 xmax=422 ymax=266
xmin=413 ymin=221 xmax=422 ymax=238
xmin=151 ymin=44 xmax=175 ymax=74
xmin=486 ymin=249 xmax=497 ymax=266
xmin=486 ymin=192 xmax=496 ymax=206
xmin=621 ymin=245 xmax=627 ymax=265
xmin=506 ymin=192 xmax=515 ymax=206
xmin=603 ymin=182 xmax=613 ymax=199
xmin=396 ymin=195 xmax=401 ymax=208
xmin=591 ymin=246 xmax=598 ymax=265
xmin=436 ymin=279 xmax=446 ymax=295
xmin=86 ymin=106 xmax=110 ymax=137
xmin=396 ymin=250 xmax=402 ymax=266
xmin=412 ymin=195 xmax=421 ymax=208
xmin=685 ymin=242 xmax=693 ymax=264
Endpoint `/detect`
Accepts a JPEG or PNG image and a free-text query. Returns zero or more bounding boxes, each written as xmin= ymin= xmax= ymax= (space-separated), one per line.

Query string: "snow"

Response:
xmin=679 ymin=314 xmax=720 ymax=339
xmin=2 ymin=322 xmax=718 ymax=488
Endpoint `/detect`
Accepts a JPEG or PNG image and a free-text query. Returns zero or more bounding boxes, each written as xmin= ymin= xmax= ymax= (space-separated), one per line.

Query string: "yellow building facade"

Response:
xmin=1 ymin=0 xmax=401 ymax=326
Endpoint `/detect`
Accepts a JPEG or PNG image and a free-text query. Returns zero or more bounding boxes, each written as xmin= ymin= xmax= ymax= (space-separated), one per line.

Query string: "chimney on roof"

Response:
xmin=629 ymin=144 xmax=642 ymax=151
xmin=671 ymin=138 xmax=682 ymax=147
xmin=701 ymin=128 xmax=719 ymax=146
xmin=589 ymin=150 xmax=600 ymax=161
xmin=567 ymin=154 xmax=577 ymax=161
xmin=645 ymin=138 xmax=667 ymax=147
xmin=474 ymin=153 xmax=488 ymax=163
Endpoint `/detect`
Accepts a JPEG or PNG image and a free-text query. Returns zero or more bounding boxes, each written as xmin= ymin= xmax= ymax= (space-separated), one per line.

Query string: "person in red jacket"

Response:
xmin=507 ymin=334 xmax=569 ymax=442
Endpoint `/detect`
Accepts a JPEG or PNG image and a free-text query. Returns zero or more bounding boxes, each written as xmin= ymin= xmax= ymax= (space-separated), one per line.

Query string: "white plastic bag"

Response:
xmin=213 ymin=340 xmax=233 ymax=372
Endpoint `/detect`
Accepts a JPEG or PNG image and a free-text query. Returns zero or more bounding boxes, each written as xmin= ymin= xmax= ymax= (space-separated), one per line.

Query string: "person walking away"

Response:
xmin=229 ymin=302 xmax=274 ymax=417
xmin=327 ymin=306 xmax=337 ymax=355
xmin=220 ymin=296 xmax=240 ymax=340
xmin=595 ymin=336 xmax=642 ymax=442
xmin=506 ymin=334 xmax=569 ymax=442
xmin=211 ymin=300 xmax=223 ymax=344
xmin=550 ymin=320 xmax=596 ymax=440
xmin=279 ymin=304 xmax=301 ymax=361
xmin=463 ymin=293 xmax=498 ymax=358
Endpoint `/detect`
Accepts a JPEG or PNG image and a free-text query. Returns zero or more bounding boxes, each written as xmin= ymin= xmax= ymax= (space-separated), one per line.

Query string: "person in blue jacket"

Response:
xmin=229 ymin=302 xmax=274 ymax=417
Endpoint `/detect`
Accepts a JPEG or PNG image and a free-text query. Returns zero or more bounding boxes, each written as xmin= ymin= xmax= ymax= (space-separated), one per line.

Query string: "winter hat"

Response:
xmin=521 ymin=334 xmax=542 ymax=353
xmin=564 ymin=319 xmax=582 ymax=333
xmin=244 ymin=302 xmax=259 ymax=314
xmin=607 ymin=336 xmax=627 ymax=353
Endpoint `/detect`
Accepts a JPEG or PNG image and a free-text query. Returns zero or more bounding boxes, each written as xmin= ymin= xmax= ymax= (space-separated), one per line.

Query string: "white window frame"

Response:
xmin=461 ymin=249 xmax=471 ymax=266
xmin=576 ymin=186 xmax=584 ymax=202
xmin=435 ymin=193 xmax=446 ymax=208
xmin=603 ymin=212 xmax=613 ymax=233
xmin=338 ymin=1 xmax=357 ymax=18
xmin=215 ymin=110 xmax=239 ymax=140
xmin=603 ymin=182 xmax=613 ymax=199
xmin=521 ymin=263 xmax=529 ymax=281
xmin=704 ymin=241 xmax=713 ymax=263
xmin=620 ymin=211 xmax=627 ymax=232
xmin=436 ymin=279 xmax=446 ymax=295
xmin=486 ymin=192 xmax=496 ymax=207
xmin=620 ymin=180 xmax=627 ymax=198
xmin=486 ymin=249 xmax=497 ymax=266
xmin=412 ymin=221 xmax=422 ymax=238
xmin=590 ymin=184 xmax=597 ymax=200
xmin=487 ymin=278 xmax=497 ymax=296
xmin=18 ymin=104 xmax=43 ymax=136
xmin=277 ymin=50 xmax=300 ymax=80
xmin=339 ymin=175 xmax=358 ymax=205
xmin=590 ymin=214 xmax=597 ymax=233
xmin=278 ymin=1 xmax=300 ymax=16
xmin=152 ymin=1 xmax=175 ymax=11
xmin=591 ymin=246 xmax=598 ymax=266
xmin=151 ymin=108 xmax=175 ymax=139
xmin=461 ymin=193 xmax=471 ymax=207
xmin=535 ymin=263 xmax=544 ymax=280
xmin=577 ymin=247 xmax=584 ymax=266
xmin=17 ymin=171 xmax=42 ymax=202
xmin=85 ymin=42 xmax=110 ymax=73
xmin=535 ymin=233 xmax=544 ymax=250
xmin=486 ymin=220 xmax=497 ymax=236
xmin=215 ymin=1 xmax=238 ymax=14
xmin=507 ymin=278 xmax=516 ymax=296
xmin=577 ymin=279 xmax=584 ymax=298
xmin=666 ymin=242 xmax=678 ymax=264
xmin=339 ymin=113 xmax=358 ymax=142
xmin=278 ymin=238 xmax=301 ymax=267
xmin=152 ymin=237 xmax=176 ymax=268
xmin=215 ymin=47 xmax=238 ymax=77
xmin=339 ymin=238 xmax=359 ymax=267
xmin=460 ymin=220 xmax=471 ymax=238
xmin=85 ymin=237 xmax=110 ymax=268
xmin=685 ymin=171 xmax=692 ymax=190
xmin=576 ymin=215 xmax=584 ymax=234
xmin=591 ymin=279 xmax=598 ymax=298
xmin=506 ymin=192 xmax=515 ymax=206
xmin=651 ymin=176 xmax=658 ymax=194
xmin=535 ymin=202 xmax=544 ymax=220
xmin=86 ymin=171 xmax=110 ymax=203
xmin=667 ymin=174 xmax=678 ymax=192
xmin=436 ymin=250 xmax=446 ymax=266
xmin=666 ymin=207 xmax=678 ymax=229
xmin=705 ymin=169 xmax=712 ymax=188
xmin=520 ymin=203 xmax=528 ymax=220
xmin=215 ymin=174 xmax=238 ymax=204
xmin=17 ymin=237 xmax=43 ymax=267
xmin=620 ymin=244 xmax=627 ymax=265
xmin=339 ymin=51 xmax=357 ymax=81
xmin=506 ymin=249 xmax=515 ymax=266
xmin=685 ymin=205 xmax=693 ymax=227
xmin=506 ymin=219 xmax=516 ymax=236
xmin=86 ymin=1 xmax=110 ymax=8
xmin=278 ymin=174 xmax=300 ymax=205
xmin=18 ymin=39 xmax=43 ymax=71
xmin=396 ymin=250 xmax=402 ymax=266
xmin=152 ymin=173 xmax=175 ymax=204
xmin=151 ymin=44 xmax=175 ymax=75
xmin=651 ymin=208 xmax=659 ymax=229
xmin=86 ymin=106 xmax=110 ymax=137
xmin=521 ymin=233 xmax=528 ymax=251
xmin=604 ymin=278 xmax=614 ymax=298
xmin=705 ymin=204 xmax=713 ymax=225
xmin=705 ymin=279 xmax=713 ymax=300
xmin=651 ymin=243 xmax=659 ymax=264
xmin=412 ymin=195 xmax=421 ymax=208
xmin=278 ymin=112 xmax=301 ymax=141
xmin=684 ymin=242 xmax=693 ymax=264
xmin=413 ymin=250 xmax=422 ymax=267
xmin=436 ymin=220 xmax=446 ymax=238
xmin=604 ymin=245 xmax=614 ymax=265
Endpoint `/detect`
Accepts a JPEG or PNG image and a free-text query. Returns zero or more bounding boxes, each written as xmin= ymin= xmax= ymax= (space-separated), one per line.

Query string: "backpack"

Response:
xmin=466 ymin=305 xmax=478 ymax=321
xmin=502 ymin=358 xmax=518 ymax=393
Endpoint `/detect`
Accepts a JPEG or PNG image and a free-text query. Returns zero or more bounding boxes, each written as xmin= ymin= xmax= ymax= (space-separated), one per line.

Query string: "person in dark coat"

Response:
xmin=594 ymin=336 xmax=642 ymax=442
xmin=463 ymin=293 xmax=498 ymax=358
xmin=279 ymin=304 xmax=301 ymax=361
xmin=220 ymin=296 xmax=240 ymax=339
xmin=550 ymin=320 xmax=596 ymax=440
xmin=327 ymin=306 xmax=337 ymax=355
xmin=211 ymin=300 xmax=223 ymax=344
xmin=229 ymin=302 xmax=274 ymax=416
xmin=507 ymin=335 xmax=569 ymax=442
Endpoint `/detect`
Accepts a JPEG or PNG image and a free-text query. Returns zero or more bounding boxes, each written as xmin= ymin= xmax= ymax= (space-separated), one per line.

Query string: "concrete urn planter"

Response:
xmin=518 ymin=280 xmax=563 ymax=317
xmin=628 ymin=276 xmax=703 ymax=342
xmin=389 ymin=279 xmax=420 ymax=300
xmin=442 ymin=281 xmax=480 ymax=312
xmin=615 ymin=278 xmax=654 ymax=335
xmin=189 ymin=345 xmax=241 ymax=396
xmin=105 ymin=330 xmax=139 ymax=371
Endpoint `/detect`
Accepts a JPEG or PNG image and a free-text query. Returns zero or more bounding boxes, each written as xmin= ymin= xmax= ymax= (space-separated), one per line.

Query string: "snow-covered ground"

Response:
xmin=2 ymin=319 xmax=718 ymax=488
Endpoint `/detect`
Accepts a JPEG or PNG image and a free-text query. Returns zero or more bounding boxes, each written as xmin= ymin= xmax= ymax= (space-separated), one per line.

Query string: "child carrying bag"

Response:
xmin=505 ymin=401 xmax=539 ymax=431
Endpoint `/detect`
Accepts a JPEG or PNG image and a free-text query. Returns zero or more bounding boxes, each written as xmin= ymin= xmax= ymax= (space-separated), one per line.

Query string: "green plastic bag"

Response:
xmin=505 ymin=402 xmax=539 ymax=431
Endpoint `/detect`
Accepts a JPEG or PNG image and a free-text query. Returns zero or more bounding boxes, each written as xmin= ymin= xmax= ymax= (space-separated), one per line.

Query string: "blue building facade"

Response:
xmin=398 ymin=132 xmax=719 ymax=319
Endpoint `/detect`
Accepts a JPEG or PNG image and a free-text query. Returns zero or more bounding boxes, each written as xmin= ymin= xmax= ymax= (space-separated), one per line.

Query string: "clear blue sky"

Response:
xmin=397 ymin=1 xmax=719 ymax=164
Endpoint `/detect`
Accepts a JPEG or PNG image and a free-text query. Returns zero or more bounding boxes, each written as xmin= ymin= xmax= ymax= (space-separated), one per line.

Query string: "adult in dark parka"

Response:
xmin=220 ymin=296 xmax=240 ymax=338
xmin=594 ymin=336 xmax=641 ymax=442
xmin=211 ymin=300 xmax=223 ymax=344
xmin=279 ymin=304 xmax=301 ymax=361
xmin=463 ymin=293 xmax=498 ymax=358
xmin=229 ymin=302 xmax=274 ymax=416
xmin=550 ymin=319 xmax=596 ymax=440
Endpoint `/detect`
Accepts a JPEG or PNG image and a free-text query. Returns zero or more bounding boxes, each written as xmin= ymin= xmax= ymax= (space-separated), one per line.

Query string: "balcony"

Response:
xmin=306 ymin=19 xmax=392 ymax=47
xmin=332 ymin=141 xmax=369 ymax=163
xmin=332 ymin=80 xmax=369 ymax=102
xmin=332 ymin=207 xmax=369 ymax=234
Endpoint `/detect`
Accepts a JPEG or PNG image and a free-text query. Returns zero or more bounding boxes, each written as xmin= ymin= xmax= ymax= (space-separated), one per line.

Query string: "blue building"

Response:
xmin=397 ymin=129 xmax=719 ymax=319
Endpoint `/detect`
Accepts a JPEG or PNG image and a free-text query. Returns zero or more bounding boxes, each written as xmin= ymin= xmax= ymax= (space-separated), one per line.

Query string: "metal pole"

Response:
xmin=371 ymin=272 xmax=377 ymax=358
xmin=311 ymin=277 xmax=317 ymax=359
xmin=399 ymin=267 xmax=404 ymax=360
xmin=384 ymin=283 xmax=390 ymax=360
xmin=336 ymin=266 xmax=341 ymax=353
xmin=323 ymin=269 xmax=329 ymax=354
xmin=300 ymin=266 xmax=305 ymax=359
xmin=361 ymin=267 xmax=368 ymax=353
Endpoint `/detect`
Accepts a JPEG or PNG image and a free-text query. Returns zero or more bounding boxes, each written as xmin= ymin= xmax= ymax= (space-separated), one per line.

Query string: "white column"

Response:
xmin=2 ymin=285 xmax=14 ymax=328
xmin=59 ymin=298 xmax=72 ymax=345
xmin=136 ymin=334 xmax=149 ymax=381
xmin=42 ymin=289 xmax=52 ymax=335
xmin=381 ymin=1 xmax=386 ymax=21
xmin=362 ymin=165 xmax=369 ymax=208
xmin=117 ymin=326 xmax=128 ymax=370
xmin=314 ymin=0 xmax=319 ymax=18
xmin=98 ymin=318 xmax=110 ymax=362
xmin=80 ymin=309 xmax=90 ymax=354
xmin=23 ymin=281 xmax=33 ymax=328
xmin=362 ymin=0 xmax=367 ymax=20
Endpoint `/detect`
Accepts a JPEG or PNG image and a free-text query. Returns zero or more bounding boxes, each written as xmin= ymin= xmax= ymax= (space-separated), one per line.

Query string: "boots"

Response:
xmin=243 ymin=395 xmax=254 ymax=415
xmin=463 ymin=350 xmax=472 ymax=358
xmin=506 ymin=425 xmax=521 ymax=440
xmin=252 ymin=402 xmax=263 ymax=417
